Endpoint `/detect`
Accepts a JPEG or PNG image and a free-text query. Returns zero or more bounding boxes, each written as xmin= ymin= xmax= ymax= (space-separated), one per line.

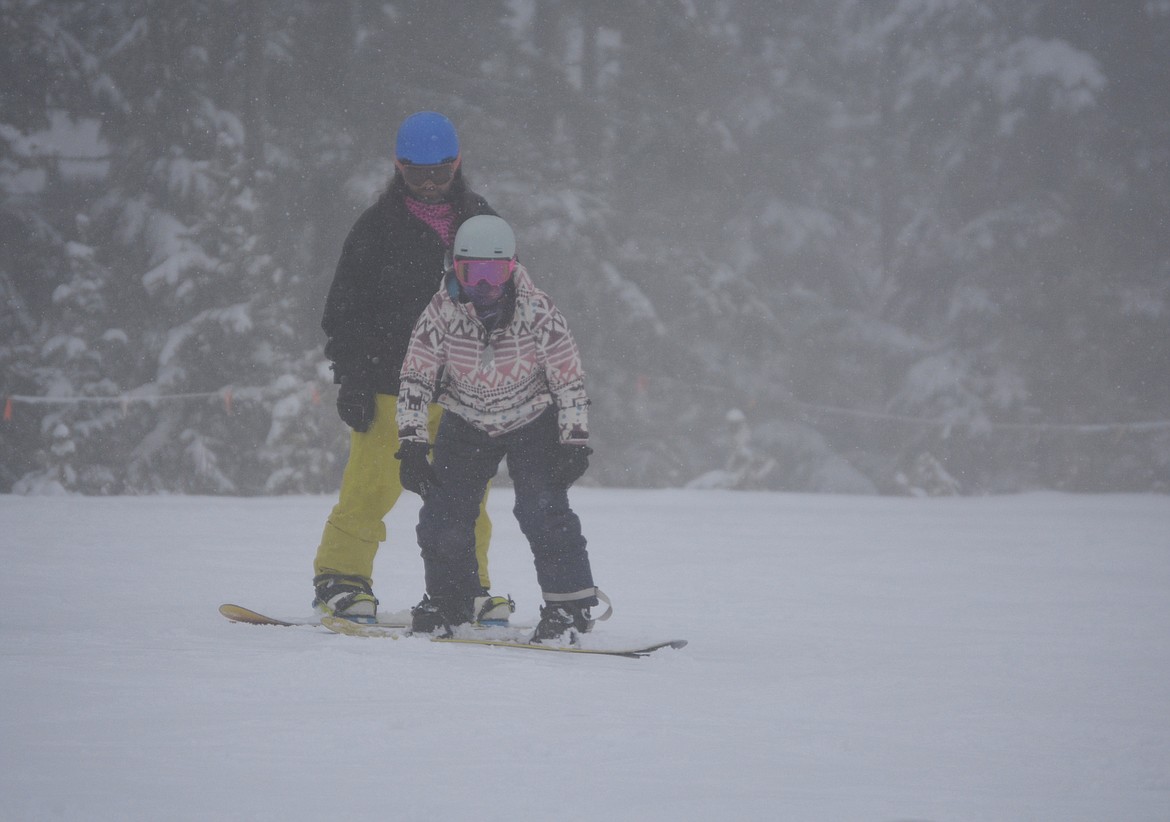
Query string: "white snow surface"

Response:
xmin=2 ymin=489 xmax=1168 ymax=821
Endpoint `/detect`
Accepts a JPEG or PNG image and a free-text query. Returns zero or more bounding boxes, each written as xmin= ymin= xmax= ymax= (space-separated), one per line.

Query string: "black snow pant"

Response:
xmin=416 ymin=407 xmax=596 ymax=605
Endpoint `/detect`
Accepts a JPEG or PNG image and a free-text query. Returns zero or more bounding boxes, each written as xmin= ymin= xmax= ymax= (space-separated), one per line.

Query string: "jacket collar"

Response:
xmin=445 ymin=264 xmax=536 ymax=329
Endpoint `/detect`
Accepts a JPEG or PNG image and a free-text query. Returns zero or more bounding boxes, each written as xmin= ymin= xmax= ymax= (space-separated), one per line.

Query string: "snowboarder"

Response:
xmin=395 ymin=215 xmax=608 ymax=643
xmin=312 ymin=112 xmax=509 ymax=624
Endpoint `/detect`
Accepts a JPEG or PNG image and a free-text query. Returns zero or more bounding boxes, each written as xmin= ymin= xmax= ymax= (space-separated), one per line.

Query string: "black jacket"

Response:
xmin=321 ymin=175 xmax=496 ymax=395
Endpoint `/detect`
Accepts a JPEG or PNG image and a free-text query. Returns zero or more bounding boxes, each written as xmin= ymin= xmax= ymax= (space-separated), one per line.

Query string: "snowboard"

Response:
xmin=218 ymin=603 xmax=411 ymax=628
xmin=320 ymin=615 xmax=687 ymax=658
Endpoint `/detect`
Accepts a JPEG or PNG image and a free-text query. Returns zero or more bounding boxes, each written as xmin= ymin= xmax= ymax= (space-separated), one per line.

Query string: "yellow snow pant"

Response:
xmin=313 ymin=395 xmax=493 ymax=589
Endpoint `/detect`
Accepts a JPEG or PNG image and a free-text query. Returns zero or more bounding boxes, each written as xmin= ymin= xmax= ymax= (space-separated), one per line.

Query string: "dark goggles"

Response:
xmin=397 ymin=159 xmax=458 ymax=187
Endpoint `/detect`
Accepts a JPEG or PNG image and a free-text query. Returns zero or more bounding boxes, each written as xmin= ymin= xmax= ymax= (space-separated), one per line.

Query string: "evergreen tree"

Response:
xmin=3 ymin=1 xmax=1166 ymax=494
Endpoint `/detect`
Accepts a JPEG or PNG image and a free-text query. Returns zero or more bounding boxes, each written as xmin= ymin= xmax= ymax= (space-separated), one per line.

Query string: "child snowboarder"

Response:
xmin=394 ymin=215 xmax=608 ymax=643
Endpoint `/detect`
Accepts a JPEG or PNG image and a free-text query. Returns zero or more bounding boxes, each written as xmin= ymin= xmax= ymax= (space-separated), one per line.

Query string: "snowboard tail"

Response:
xmin=218 ymin=603 xmax=410 ymax=628
xmin=434 ymin=635 xmax=687 ymax=658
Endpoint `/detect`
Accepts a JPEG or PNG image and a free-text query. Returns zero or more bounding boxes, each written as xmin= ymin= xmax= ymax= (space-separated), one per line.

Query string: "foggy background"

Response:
xmin=2 ymin=0 xmax=1168 ymax=496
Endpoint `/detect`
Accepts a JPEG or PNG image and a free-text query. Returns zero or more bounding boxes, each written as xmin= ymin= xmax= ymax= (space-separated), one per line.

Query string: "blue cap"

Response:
xmin=395 ymin=111 xmax=460 ymax=164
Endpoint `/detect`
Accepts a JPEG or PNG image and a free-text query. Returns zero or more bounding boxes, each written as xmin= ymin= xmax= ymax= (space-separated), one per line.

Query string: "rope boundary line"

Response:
xmin=4 ymin=388 xmax=1168 ymax=434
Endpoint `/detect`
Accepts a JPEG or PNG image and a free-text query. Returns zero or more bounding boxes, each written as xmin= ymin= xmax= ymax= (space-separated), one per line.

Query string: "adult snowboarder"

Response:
xmin=311 ymin=112 xmax=509 ymax=624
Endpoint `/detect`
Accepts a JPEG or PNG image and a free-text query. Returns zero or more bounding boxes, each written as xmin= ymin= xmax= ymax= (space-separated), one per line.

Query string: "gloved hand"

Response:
xmin=552 ymin=444 xmax=592 ymax=488
xmin=396 ymin=441 xmax=440 ymax=498
xmin=336 ymin=376 xmax=376 ymax=432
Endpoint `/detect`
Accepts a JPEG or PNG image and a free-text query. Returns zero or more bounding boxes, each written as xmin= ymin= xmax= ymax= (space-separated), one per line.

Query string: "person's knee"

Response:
xmin=514 ymin=493 xmax=576 ymax=538
xmin=418 ymin=510 xmax=475 ymax=555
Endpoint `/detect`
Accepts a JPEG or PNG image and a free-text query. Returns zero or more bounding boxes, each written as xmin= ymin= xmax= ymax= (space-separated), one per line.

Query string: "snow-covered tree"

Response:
xmin=4 ymin=1 xmax=1167 ymax=494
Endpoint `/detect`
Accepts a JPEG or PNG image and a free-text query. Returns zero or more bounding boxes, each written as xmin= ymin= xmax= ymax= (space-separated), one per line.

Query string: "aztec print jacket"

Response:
xmin=396 ymin=264 xmax=589 ymax=445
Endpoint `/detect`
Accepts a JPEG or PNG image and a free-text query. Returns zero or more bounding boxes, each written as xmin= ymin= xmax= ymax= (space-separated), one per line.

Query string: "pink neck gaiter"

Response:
xmin=404 ymin=197 xmax=458 ymax=247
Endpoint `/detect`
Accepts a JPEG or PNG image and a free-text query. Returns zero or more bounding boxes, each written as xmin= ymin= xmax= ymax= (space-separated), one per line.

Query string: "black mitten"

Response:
xmin=396 ymin=441 xmax=440 ymax=498
xmin=336 ymin=376 xmax=376 ymax=432
xmin=552 ymin=444 xmax=592 ymax=488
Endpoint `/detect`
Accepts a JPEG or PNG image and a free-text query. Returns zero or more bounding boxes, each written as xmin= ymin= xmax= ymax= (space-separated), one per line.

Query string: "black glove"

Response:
xmin=396 ymin=441 xmax=440 ymax=498
xmin=552 ymin=444 xmax=592 ymax=488
xmin=336 ymin=376 xmax=376 ymax=432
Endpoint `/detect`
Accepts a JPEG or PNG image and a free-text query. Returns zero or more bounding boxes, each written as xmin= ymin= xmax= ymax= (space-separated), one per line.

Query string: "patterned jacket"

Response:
xmin=396 ymin=265 xmax=589 ymax=445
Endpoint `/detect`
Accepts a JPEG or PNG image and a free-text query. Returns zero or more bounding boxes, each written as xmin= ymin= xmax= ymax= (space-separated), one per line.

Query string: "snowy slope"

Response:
xmin=1 ymin=489 xmax=1168 ymax=821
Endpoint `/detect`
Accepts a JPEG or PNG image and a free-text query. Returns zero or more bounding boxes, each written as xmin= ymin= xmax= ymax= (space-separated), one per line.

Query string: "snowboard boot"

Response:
xmin=312 ymin=574 xmax=378 ymax=623
xmin=531 ymin=601 xmax=594 ymax=645
xmin=411 ymin=594 xmax=474 ymax=637
xmin=473 ymin=590 xmax=515 ymax=625
xmin=531 ymin=589 xmax=613 ymax=645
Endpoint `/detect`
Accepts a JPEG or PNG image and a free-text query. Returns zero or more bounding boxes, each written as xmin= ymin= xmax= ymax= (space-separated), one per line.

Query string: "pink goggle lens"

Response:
xmin=455 ymin=257 xmax=515 ymax=288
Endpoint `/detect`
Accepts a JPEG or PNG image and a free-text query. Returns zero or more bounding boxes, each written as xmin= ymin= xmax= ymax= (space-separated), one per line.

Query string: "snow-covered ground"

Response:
xmin=1 ymin=488 xmax=1168 ymax=821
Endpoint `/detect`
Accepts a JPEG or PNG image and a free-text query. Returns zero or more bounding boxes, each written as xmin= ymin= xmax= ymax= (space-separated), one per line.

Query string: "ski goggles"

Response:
xmin=454 ymin=257 xmax=516 ymax=288
xmin=396 ymin=158 xmax=459 ymax=187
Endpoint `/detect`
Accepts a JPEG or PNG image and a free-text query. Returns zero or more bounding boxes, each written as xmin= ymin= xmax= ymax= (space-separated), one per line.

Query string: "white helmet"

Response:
xmin=453 ymin=215 xmax=515 ymax=260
